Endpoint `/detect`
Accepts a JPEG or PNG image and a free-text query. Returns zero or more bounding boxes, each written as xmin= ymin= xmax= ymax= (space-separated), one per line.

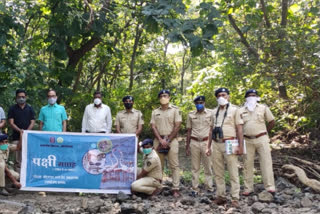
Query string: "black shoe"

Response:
xmin=0 ymin=188 xmax=9 ymax=196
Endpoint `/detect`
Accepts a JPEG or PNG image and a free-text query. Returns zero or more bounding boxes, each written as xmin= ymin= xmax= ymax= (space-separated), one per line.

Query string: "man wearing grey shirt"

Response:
xmin=0 ymin=107 xmax=6 ymax=133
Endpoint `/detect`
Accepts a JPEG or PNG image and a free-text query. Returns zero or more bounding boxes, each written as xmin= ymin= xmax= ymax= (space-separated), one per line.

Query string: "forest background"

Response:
xmin=0 ymin=0 xmax=319 ymax=140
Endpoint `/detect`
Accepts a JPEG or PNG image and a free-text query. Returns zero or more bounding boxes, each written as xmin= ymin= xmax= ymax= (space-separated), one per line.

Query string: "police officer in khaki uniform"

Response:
xmin=0 ymin=134 xmax=10 ymax=196
xmin=206 ymin=88 xmax=244 ymax=208
xmin=240 ymin=89 xmax=276 ymax=195
xmin=150 ymin=90 xmax=182 ymax=197
xmin=115 ymin=96 xmax=144 ymax=137
xmin=186 ymin=96 xmax=213 ymax=193
xmin=131 ymin=139 xmax=162 ymax=196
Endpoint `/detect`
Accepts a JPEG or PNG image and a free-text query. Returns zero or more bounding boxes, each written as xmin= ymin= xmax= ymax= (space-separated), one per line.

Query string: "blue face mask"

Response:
xmin=143 ymin=148 xmax=152 ymax=155
xmin=196 ymin=104 xmax=204 ymax=111
xmin=0 ymin=144 xmax=8 ymax=151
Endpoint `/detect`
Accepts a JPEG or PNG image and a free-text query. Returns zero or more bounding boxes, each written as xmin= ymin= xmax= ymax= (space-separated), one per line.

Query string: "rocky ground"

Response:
xmin=1 ymin=138 xmax=320 ymax=214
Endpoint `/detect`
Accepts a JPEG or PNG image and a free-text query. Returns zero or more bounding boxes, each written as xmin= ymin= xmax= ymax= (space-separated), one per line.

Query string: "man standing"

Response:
xmin=0 ymin=106 xmax=5 ymax=133
xmin=206 ymin=88 xmax=244 ymax=207
xmin=8 ymin=89 xmax=35 ymax=167
xmin=39 ymin=89 xmax=67 ymax=132
xmin=150 ymin=90 xmax=182 ymax=197
xmin=115 ymin=96 xmax=144 ymax=137
xmin=240 ymin=89 xmax=276 ymax=195
xmin=186 ymin=96 xmax=213 ymax=193
xmin=82 ymin=91 xmax=112 ymax=133
xmin=131 ymin=138 xmax=162 ymax=196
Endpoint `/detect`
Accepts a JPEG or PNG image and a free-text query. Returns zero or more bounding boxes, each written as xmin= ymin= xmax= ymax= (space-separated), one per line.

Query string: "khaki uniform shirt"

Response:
xmin=239 ymin=103 xmax=274 ymax=136
xmin=212 ymin=104 xmax=243 ymax=138
xmin=0 ymin=148 xmax=9 ymax=161
xmin=143 ymin=150 xmax=162 ymax=180
xmin=187 ymin=108 xmax=213 ymax=138
xmin=150 ymin=104 xmax=182 ymax=136
xmin=115 ymin=108 xmax=144 ymax=133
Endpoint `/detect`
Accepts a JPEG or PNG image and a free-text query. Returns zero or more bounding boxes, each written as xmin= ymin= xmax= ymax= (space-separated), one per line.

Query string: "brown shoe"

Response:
xmin=213 ymin=196 xmax=227 ymax=205
xmin=231 ymin=200 xmax=240 ymax=208
xmin=151 ymin=187 xmax=163 ymax=196
xmin=172 ymin=190 xmax=181 ymax=198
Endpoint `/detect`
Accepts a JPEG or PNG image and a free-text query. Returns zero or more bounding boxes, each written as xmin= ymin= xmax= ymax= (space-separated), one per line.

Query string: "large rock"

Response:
xmin=251 ymin=202 xmax=266 ymax=214
xmin=0 ymin=200 xmax=28 ymax=214
xmin=87 ymin=199 xmax=104 ymax=213
xmin=300 ymin=196 xmax=312 ymax=207
xmin=120 ymin=203 xmax=146 ymax=214
xmin=275 ymin=177 xmax=295 ymax=190
xmin=180 ymin=197 xmax=196 ymax=206
xmin=199 ymin=197 xmax=211 ymax=204
xmin=258 ymin=191 xmax=274 ymax=202
xmin=116 ymin=191 xmax=130 ymax=203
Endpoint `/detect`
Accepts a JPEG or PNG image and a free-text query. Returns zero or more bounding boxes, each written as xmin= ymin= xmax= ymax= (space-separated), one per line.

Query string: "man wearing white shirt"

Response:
xmin=82 ymin=91 xmax=112 ymax=133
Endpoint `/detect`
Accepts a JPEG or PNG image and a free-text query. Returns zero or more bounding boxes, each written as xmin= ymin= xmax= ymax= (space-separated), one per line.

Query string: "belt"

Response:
xmin=215 ymin=137 xmax=236 ymax=143
xmin=244 ymin=132 xmax=267 ymax=139
xmin=190 ymin=136 xmax=209 ymax=142
xmin=160 ymin=135 xmax=168 ymax=139
xmin=86 ymin=130 xmax=106 ymax=133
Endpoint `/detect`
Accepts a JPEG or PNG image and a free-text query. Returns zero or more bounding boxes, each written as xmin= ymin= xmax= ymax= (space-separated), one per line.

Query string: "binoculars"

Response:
xmin=212 ymin=126 xmax=224 ymax=141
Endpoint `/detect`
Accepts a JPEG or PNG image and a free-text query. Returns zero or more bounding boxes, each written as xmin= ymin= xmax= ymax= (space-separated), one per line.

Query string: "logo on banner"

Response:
xmin=57 ymin=137 xmax=64 ymax=143
xmin=50 ymin=137 xmax=55 ymax=143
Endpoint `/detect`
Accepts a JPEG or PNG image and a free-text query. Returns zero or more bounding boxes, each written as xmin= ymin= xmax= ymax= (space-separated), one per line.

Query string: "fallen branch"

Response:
xmin=289 ymin=156 xmax=320 ymax=172
xmin=282 ymin=164 xmax=320 ymax=192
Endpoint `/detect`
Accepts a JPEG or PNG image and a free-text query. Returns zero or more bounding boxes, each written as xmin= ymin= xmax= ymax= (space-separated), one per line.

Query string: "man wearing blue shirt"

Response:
xmin=39 ymin=89 xmax=67 ymax=132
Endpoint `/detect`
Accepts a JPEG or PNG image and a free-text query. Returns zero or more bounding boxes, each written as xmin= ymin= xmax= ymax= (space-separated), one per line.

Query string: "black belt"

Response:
xmin=86 ymin=131 xmax=106 ymax=133
xmin=244 ymin=132 xmax=267 ymax=139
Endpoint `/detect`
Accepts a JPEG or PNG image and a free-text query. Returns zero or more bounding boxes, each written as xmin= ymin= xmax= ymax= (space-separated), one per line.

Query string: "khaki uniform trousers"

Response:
xmin=190 ymin=139 xmax=213 ymax=191
xmin=0 ymin=152 xmax=7 ymax=187
xmin=243 ymin=135 xmax=275 ymax=192
xmin=154 ymin=138 xmax=180 ymax=190
xmin=212 ymin=142 xmax=240 ymax=200
xmin=131 ymin=168 xmax=162 ymax=195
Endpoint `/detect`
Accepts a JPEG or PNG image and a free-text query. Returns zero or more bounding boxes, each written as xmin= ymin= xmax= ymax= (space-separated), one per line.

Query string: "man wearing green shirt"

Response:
xmin=39 ymin=89 xmax=67 ymax=132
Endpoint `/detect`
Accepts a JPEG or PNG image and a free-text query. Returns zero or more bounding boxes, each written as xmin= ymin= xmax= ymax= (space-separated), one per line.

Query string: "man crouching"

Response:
xmin=131 ymin=139 xmax=162 ymax=196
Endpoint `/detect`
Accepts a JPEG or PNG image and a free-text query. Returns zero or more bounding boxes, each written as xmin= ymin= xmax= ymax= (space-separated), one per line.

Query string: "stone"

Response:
xmin=116 ymin=191 xmax=130 ymax=203
xmin=120 ymin=203 xmax=146 ymax=214
xmin=251 ymin=202 xmax=266 ymax=214
xmin=261 ymin=208 xmax=275 ymax=214
xmin=300 ymin=196 xmax=312 ymax=207
xmin=81 ymin=198 xmax=88 ymax=209
xmin=258 ymin=191 xmax=274 ymax=202
xmin=275 ymin=177 xmax=295 ymax=190
xmin=180 ymin=197 xmax=196 ymax=206
xmin=100 ymin=206 xmax=110 ymax=213
xmin=199 ymin=197 xmax=211 ymax=204
xmin=87 ymin=199 xmax=104 ymax=213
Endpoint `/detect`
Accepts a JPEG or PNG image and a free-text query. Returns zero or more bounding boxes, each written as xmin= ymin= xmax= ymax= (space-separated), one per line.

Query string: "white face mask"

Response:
xmin=217 ymin=97 xmax=229 ymax=106
xmin=245 ymin=96 xmax=259 ymax=111
xmin=94 ymin=98 xmax=102 ymax=105
xmin=48 ymin=97 xmax=57 ymax=105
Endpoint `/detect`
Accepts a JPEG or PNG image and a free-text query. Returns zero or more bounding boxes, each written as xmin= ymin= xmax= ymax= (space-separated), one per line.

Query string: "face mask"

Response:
xmin=94 ymin=98 xmax=102 ymax=105
xmin=143 ymin=148 xmax=152 ymax=155
xmin=16 ymin=98 xmax=26 ymax=104
xmin=160 ymin=97 xmax=169 ymax=105
xmin=124 ymin=103 xmax=133 ymax=109
xmin=245 ymin=96 xmax=258 ymax=112
xmin=195 ymin=104 xmax=204 ymax=111
xmin=217 ymin=97 xmax=229 ymax=106
xmin=48 ymin=97 xmax=57 ymax=105
xmin=0 ymin=144 xmax=8 ymax=151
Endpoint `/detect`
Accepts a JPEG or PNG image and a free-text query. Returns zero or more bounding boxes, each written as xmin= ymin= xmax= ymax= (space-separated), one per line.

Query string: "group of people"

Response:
xmin=0 ymin=87 xmax=276 ymax=208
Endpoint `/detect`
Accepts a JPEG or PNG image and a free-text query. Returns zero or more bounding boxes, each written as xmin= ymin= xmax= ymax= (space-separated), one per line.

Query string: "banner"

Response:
xmin=21 ymin=131 xmax=137 ymax=194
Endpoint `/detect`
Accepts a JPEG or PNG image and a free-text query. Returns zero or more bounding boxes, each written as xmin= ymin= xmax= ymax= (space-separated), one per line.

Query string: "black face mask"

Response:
xmin=124 ymin=103 xmax=133 ymax=109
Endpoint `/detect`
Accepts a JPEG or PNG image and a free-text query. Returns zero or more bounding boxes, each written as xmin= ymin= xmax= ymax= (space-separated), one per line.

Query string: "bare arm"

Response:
xmin=27 ymin=120 xmax=35 ymax=130
xmin=236 ymin=124 xmax=244 ymax=155
xmin=115 ymin=124 xmax=121 ymax=133
xmin=206 ymin=125 xmax=213 ymax=156
xmin=135 ymin=124 xmax=143 ymax=136
xmin=267 ymin=120 xmax=275 ymax=133
xmin=62 ymin=120 xmax=67 ymax=132
xmin=8 ymin=118 xmax=21 ymax=132
xmin=0 ymin=119 xmax=5 ymax=129
xmin=39 ymin=121 xmax=43 ymax=130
